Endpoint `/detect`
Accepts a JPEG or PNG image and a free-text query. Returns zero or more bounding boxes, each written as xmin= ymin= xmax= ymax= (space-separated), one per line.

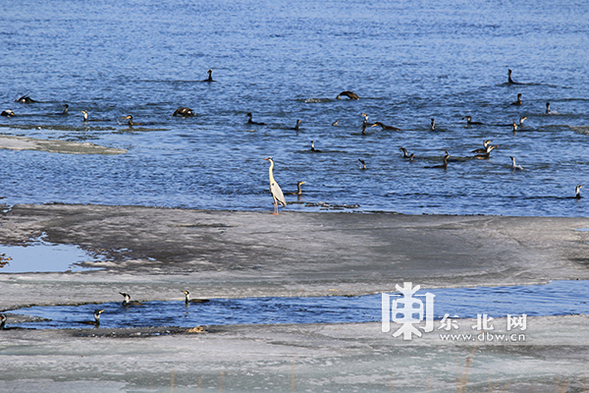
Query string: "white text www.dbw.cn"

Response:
xmin=439 ymin=332 xmax=526 ymax=342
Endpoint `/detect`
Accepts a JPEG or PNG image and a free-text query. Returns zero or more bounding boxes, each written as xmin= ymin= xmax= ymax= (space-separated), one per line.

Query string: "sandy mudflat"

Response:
xmin=1 ymin=204 xmax=589 ymax=392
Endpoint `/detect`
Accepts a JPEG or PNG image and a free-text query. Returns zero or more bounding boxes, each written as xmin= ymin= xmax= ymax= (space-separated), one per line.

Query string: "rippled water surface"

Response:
xmin=6 ymin=281 xmax=589 ymax=329
xmin=1 ymin=0 xmax=589 ymax=216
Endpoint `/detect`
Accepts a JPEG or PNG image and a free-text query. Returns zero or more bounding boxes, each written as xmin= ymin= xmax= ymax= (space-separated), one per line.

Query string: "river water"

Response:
xmin=1 ymin=0 xmax=588 ymax=216
xmin=7 ymin=280 xmax=589 ymax=329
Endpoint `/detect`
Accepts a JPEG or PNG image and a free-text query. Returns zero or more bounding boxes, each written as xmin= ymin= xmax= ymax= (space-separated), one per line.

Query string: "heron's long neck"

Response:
xmin=268 ymin=161 xmax=276 ymax=183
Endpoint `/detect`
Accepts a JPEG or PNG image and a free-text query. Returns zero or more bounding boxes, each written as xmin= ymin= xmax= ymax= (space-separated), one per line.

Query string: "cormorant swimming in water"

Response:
xmin=371 ymin=122 xmax=401 ymax=131
xmin=512 ymin=121 xmax=519 ymax=133
xmin=361 ymin=113 xmax=369 ymax=135
xmin=573 ymin=185 xmax=583 ymax=199
xmin=173 ymin=107 xmax=195 ymax=117
xmin=546 ymin=102 xmax=558 ymax=114
xmin=119 ymin=292 xmax=143 ymax=306
xmin=399 ymin=147 xmax=416 ymax=162
xmin=121 ymin=115 xmax=143 ymax=127
xmin=286 ymin=181 xmax=306 ymax=195
xmin=58 ymin=104 xmax=69 ymax=115
xmin=509 ymin=156 xmax=523 ymax=170
xmin=473 ymin=145 xmax=496 ymax=159
xmin=331 ymin=120 xmax=339 ymax=126
xmin=310 ymin=140 xmax=321 ymax=152
xmin=292 ymin=119 xmax=301 ymax=131
xmin=246 ymin=112 xmax=266 ymax=125
xmin=471 ymin=140 xmax=493 ymax=154
xmin=77 ymin=310 xmax=105 ymax=327
xmin=462 ymin=116 xmax=483 ymax=125
xmin=0 ymin=314 xmax=21 ymax=330
xmin=81 ymin=110 xmax=107 ymax=122
xmin=202 ymin=68 xmax=214 ymax=82
xmin=15 ymin=95 xmax=36 ymax=104
xmin=430 ymin=118 xmax=436 ymax=131
xmin=1 ymin=110 xmax=15 ymax=117
xmin=358 ymin=159 xmax=367 ymax=170
xmin=511 ymin=93 xmax=523 ymax=106
xmin=336 ymin=91 xmax=359 ymax=100
xmin=183 ymin=290 xmax=210 ymax=304
xmin=507 ymin=69 xmax=523 ymax=85
xmin=426 ymin=151 xmax=450 ymax=169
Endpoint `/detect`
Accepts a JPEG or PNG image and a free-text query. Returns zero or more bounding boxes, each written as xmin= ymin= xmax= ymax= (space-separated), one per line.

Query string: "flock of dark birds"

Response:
xmin=1 ymin=67 xmax=584 ymax=215
xmin=0 ymin=290 xmax=207 ymax=329
xmin=0 ymin=68 xmax=585 ymax=328
xmin=1 ymin=68 xmax=215 ymax=124
xmin=263 ymin=69 xmax=583 ymax=214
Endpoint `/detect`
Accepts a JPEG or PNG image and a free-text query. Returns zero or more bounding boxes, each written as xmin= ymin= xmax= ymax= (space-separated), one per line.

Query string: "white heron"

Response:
xmin=263 ymin=157 xmax=287 ymax=215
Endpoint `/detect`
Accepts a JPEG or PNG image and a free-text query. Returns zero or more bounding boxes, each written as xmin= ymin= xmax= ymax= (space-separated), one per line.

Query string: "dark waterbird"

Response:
xmin=371 ymin=122 xmax=401 ymax=131
xmin=77 ymin=309 xmax=105 ymax=327
xmin=15 ymin=95 xmax=36 ymax=104
xmin=571 ymin=185 xmax=583 ymax=199
xmin=81 ymin=110 xmax=108 ymax=122
xmin=462 ymin=116 xmax=483 ymax=126
xmin=285 ymin=181 xmax=306 ymax=196
xmin=511 ymin=93 xmax=523 ymax=106
xmin=58 ymin=104 xmax=69 ymax=115
xmin=507 ymin=69 xmax=524 ymax=85
xmin=183 ymin=290 xmax=210 ymax=304
xmin=0 ymin=314 xmax=23 ymax=330
xmin=310 ymin=141 xmax=321 ymax=152
xmin=473 ymin=145 xmax=497 ymax=160
xmin=121 ymin=115 xmax=143 ymax=127
xmin=471 ymin=140 xmax=493 ymax=154
xmin=425 ymin=151 xmax=450 ymax=169
xmin=336 ymin=91 xmax=359 ymax=100
xmin=173 ymin=107 xmax=195 ymax=117
xmin=546 ymin=102 xmax=559 ymax=115
xmin=202 ymin=68 xmax=215 ymax=82
xmin=509 ymin=156 xmax=524 ymax=171
xmin=119 ymin=292 xmax=144 ymax=306
xmin=247 ymin=112 xmax=266 ymax=125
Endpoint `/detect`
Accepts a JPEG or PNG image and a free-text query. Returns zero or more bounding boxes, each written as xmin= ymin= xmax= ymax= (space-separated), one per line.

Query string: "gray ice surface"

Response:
xmin=1 ymin=204 xmax=589 ymax=391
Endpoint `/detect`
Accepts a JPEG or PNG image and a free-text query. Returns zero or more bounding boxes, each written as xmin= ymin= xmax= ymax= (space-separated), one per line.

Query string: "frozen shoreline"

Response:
xmin=0 ymin=317 xmax=588 ymax=392
xmin=1 ymin=204 xmax=589 ymax=391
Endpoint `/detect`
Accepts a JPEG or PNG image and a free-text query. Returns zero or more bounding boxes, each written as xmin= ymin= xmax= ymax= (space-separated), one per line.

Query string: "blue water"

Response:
xmin=6 ymin=280 xmax=589 ymax=329
xmin=0 ymin=0 xmax=588 ymax=216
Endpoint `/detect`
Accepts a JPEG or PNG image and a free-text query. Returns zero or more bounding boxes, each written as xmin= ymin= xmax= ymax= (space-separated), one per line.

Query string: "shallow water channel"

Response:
xmin=4 ymin=280 xmax=588 ymax=330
